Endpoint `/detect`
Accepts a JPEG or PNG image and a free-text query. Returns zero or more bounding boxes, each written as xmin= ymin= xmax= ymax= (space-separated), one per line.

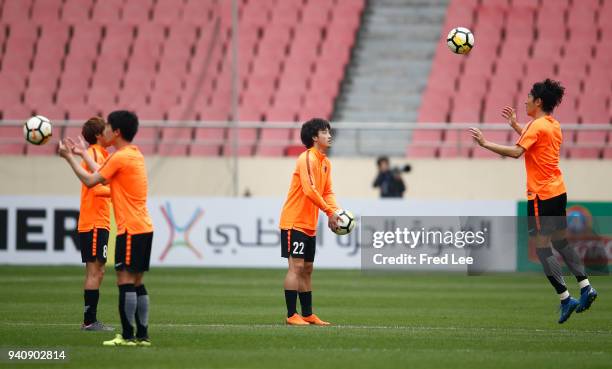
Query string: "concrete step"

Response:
xmin=361 ymin=25 xmax=445 ymax=42
xmin=337 ymin=111 xmax=418 ymax=123
xmin=332 ymin=0 xmax=449 ymax=155
xmin=370 ymin=4 xmax=447 ymax=19
xmin=377 ymin=0 xmax=449 ymax=6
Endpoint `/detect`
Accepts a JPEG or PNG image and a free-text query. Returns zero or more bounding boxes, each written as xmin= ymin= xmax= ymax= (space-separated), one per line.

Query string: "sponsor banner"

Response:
xmin=0 ymin=196 xmax=515 ymax=269
xmin=516 ymin=201 xmax=612 ymax=274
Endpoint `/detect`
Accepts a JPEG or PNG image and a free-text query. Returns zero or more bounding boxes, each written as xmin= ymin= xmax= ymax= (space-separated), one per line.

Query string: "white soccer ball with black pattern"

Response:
xmin=447 ymin=27 xmax=474 ymax=54
xmin=333 ymin=209 xmax=356 ymax=235
xmin=23 ymin=115 xmax=52 ymax=145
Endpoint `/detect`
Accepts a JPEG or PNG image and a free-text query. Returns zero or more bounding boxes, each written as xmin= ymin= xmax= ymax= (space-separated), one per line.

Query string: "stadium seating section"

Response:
xmin=414 ymin=0 xmax=612 ymax=159
xmin=0 ymin=0 xmax=364 ymax=156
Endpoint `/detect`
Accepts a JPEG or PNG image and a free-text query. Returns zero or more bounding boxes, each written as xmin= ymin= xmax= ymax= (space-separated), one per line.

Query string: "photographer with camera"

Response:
xmin=372 ymin=156 xmax=409 ymax=198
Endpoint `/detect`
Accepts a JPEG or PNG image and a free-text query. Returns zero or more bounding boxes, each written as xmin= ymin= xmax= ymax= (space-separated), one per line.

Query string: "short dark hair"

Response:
xmin=107 ymin=110 xmax=139 ymax=142
xmin=377 ymin=156 xmax=389 ymax=167
xmin=82 ymin=117 xmax=106 ymax=145
xmin=530 ymin=79 xmax=565 ymax=113
xmin=300 ymin=118 xmax=331 ymax=148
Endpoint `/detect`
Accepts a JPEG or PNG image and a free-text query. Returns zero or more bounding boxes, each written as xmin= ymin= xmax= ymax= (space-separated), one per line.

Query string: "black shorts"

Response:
xmin=79 ymin=228 xmax=109 ymax=263
xmin=527 ymin=193 xmax=567 ymax=236
xmin=281 ymin=229 xmax=316 ymax=262
xmin=115 ymin=232 xmax=153 ymax=273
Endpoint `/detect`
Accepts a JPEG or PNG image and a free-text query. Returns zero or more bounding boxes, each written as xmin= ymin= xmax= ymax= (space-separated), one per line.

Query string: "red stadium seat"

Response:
xmin=2 ymin=0 xmax=33 ymax=22
xmin=450 ymin=93 xmax=483 ymax=123
xmin=1 ymin=0 xmax=364 ymax=157
xmin=26 ymin=139 xmax=59 ymax=155
xmin=2 ymin=105 xmax=33 ymax=120
xmin=190 ymin=144 xmax=221 ymax=156
xmin=121 ymin=0 xmax=154 ymax=23
xmin=222 ymin=143 xmax=255 ymax=156
xmin=62 ymin=0 xmax=94 ymax=22
xmin=152 ymin=0 xmax=184 ymax=24
xmin=405 ymin=145 xmax=438 ymax=158
xmin=256 ymin=145 xmax=285 ymax=156
xmin=567 ymin=147 xmax=602 ymax=159
xmin=439 ymin=145 xmax=471 ymax=158
xmin=91 ymin=0 xmax=123 ymax=22
xmin=30 ymin=0 xmax=63 ymax=22
xmin=286 ymin=145 xmax=306 ymax=157
xmin=182 ymin=0 xmax=214 ymax=24
xmin=0 ymin=125 xmax=26 ymax=155
xmin=472 ymin=146 xmax=504 ymax=158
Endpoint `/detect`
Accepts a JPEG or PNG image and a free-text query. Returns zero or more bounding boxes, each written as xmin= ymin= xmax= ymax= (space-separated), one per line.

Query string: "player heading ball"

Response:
xmin=279 ymin=118 xmax=342 ymax=326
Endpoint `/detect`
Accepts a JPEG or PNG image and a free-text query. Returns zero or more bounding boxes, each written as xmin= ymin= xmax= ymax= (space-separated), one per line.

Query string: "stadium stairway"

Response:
xmin=333 ymin=0 xmax=449 ymax=156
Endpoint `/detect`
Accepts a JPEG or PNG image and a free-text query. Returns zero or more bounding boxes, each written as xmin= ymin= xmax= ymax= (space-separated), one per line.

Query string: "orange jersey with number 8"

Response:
xmin=78 ymin=144 xmax=111 ymax=232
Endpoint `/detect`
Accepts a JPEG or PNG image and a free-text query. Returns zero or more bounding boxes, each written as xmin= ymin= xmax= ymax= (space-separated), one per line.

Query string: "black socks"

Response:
xmin=83 ymin=289 xmax=99 ymax=325
xmin=299 ymin=291 xmax=312 ymax=317
xmin=284 ymin=290 xmax=298 ymax=318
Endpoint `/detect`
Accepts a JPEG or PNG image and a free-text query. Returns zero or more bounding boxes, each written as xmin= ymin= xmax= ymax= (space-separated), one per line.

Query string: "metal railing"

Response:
xmin=1 ymin=120 xmax=611 ymax=155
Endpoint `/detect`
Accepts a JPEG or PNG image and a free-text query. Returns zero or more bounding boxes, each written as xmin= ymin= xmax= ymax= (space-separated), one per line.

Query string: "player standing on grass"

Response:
xmin=77 ymin=117 xmax=113 ymax=331
xmin=59 ymin=111 xmax=154 ymax=345
xmin=279 ymin=118 xmax=341 ymax=326
xmin=470 ymin=79 xmax=597 ymax=324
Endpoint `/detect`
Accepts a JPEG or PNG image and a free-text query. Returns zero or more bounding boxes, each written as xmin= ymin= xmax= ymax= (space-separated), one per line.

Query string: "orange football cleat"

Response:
xmin=286 ymin=313 xmax=309 ymax=325
xmin=302 ymin=314 xmax=330 ymax=326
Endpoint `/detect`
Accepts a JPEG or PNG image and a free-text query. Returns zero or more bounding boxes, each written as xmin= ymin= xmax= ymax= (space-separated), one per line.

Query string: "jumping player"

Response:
xmin=470 ymin=79 xmax=597 ymax=324
xmin=59 ymin=111 xmax=154 ymax=345
xmin=279 ymin=118 xmax=341 ymax=326
xmin=76 ymin=117 xmax=113 ymax=331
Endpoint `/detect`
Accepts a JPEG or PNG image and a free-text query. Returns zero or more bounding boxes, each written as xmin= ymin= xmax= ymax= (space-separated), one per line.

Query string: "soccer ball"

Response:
xmin=333 ymin=209 xmax=356 ymax=236
xmin=23 ymin=115 xmax=52 ymax=145
xmin=447 ymin=27 xmax=474 ymax=54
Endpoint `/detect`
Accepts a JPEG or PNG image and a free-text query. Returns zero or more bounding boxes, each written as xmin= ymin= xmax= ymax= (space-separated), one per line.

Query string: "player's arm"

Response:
xmin=79 ymin=159 xmax=110 ymax=197
xmin=323 ymin=164 xmax=339 ymax=212
xmin=91 ymin=184 xmax=111 ymax=197
xmin=69 ymin=137 xmax=101 ymax=172
xmin=58 ymin=140 xmax=106 ymax=188
xmin=469 ymin=127 xmax=525 ymax=158
xmin=322 ymin=171 xmax=342 ymax=231
xmin=502 ymin=106 xmax=522 ymax=136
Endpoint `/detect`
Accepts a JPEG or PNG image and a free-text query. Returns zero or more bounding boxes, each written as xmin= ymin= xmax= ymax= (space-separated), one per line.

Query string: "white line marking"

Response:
xmin=1 ymin=322 xmax=610 ymax=335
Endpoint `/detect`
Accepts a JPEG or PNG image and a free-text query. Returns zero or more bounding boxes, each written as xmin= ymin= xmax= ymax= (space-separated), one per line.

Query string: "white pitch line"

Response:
xmin=1 ymin=322 xmax=611 ymax=335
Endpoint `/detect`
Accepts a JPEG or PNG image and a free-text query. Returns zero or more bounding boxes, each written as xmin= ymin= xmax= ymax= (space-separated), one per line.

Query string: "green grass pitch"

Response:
xmin=0 ymin=266 xmax=610 ymax=369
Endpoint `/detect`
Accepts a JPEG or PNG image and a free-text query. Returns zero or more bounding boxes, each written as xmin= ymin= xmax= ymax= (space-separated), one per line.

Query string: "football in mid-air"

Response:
xmin=23 ymin=115 xmax=52 ymax=145
xmin=447 ymin=27 xmax=474 ymax=54
xmin=333 ymin=209 xmax=356 ymax=235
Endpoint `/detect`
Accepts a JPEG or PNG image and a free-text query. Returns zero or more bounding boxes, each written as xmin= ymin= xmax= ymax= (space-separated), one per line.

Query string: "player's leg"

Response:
xmin=298 ymin=262 xmax=313 ymax=316
xmin=134 ymin=272 xmax=151 ymax=345
xmin=532 ymin=196 xmax=578 ymax=323
xmin=551 ymin=229 xmax=597 ymax=312
xmin=80 ymin=229 xmax=112 ymax=331
xmin=103 ymin=233 xmax=137 ymax=346
xmin=130 ymin=232 xmax=153 ymax=345
xmin=547 ymin=194 xmax=598 ymax=312
xmin=82 ymin=261 xmax=104 ymax=326
xmin=281 ymin=230 xmax=309 ymax=325
xmin=298 ymin=235 xmax=329 ymax=325
xmin=284 ymin=257 xmax=309 ymax=325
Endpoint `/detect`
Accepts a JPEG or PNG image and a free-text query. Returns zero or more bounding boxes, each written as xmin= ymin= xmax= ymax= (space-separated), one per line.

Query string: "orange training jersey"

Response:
xmin=516 ymin=115 xmax=566 ymax=200
xmin=279 ymin=147 xmax=338 ymax=236
xmin=78 ymin=144 xmax=111 ymax=232
xmin=98 ymin=145 xmax=153 ymax=235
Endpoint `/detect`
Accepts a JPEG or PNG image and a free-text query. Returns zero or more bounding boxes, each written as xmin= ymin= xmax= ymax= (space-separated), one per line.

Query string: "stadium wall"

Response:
xmin=0 ymin=157 xmax=610 ymax=201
